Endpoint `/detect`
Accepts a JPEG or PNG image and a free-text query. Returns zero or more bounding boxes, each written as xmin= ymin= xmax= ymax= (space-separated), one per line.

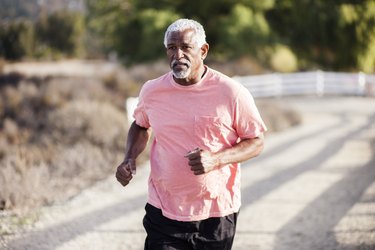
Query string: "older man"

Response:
xmin=116 ymin=18 xmax=267 ymax=250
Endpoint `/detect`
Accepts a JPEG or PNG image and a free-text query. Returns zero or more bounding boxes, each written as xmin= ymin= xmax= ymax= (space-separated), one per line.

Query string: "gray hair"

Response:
xmin=163 ymin=18 xmax=207 ymax=48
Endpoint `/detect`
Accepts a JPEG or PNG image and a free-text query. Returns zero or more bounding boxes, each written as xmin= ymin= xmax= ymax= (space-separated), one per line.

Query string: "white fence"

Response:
xmin=233 ymin=71 xmax=375 ymax=98
xmin=126 ymin=71 xmax=375 ymax=122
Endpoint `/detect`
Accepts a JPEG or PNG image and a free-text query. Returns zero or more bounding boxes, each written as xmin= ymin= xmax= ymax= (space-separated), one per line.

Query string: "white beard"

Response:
xmin=171 ymin=59 xmax=191 ymax=79
xmin=173 ymin=67 xmax=191 ymax=79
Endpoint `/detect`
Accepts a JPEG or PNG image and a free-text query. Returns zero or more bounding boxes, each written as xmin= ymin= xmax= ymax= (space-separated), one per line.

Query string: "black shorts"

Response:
xmin=143 ymin=203 xmax=238 ymax=250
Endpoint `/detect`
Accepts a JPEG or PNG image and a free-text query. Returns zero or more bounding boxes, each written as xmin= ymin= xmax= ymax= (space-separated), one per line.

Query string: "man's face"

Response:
xmin=166 ymin=29 xmax=205 ymax=80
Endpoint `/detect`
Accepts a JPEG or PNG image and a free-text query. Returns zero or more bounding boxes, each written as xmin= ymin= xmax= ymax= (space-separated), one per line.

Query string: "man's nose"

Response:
xmin=175 ymin=48 xmax=184 ymax=59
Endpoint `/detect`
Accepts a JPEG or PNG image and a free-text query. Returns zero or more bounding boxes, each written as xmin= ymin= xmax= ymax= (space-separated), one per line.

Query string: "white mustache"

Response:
xmin=171 ymin=59 xmax=191 ymax=68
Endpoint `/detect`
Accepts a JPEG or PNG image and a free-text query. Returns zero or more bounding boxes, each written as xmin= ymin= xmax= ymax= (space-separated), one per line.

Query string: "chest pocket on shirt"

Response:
xmin=194 ymin=116 xmax=226 ymax=152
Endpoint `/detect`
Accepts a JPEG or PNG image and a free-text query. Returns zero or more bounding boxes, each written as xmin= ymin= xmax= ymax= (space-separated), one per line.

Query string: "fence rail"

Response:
xmin=233 ymin=71 xmax=375 ymax=98
xmin=126 ymin=71 xmax=375 ymax=123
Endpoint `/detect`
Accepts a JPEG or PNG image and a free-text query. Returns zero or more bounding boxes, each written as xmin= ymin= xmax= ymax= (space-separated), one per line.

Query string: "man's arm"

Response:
xmin=115 ymin=121 xmax=150 ymax=186
xmin=186 ymin=133 xmax=264 ymax=175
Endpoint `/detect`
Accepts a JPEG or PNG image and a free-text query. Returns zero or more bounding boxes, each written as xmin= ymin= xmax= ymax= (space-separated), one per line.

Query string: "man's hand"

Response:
xmin=115 ymin=159 xmax=136 ymax=186
xmin=185 ymin=148 xmax=220 ymax=175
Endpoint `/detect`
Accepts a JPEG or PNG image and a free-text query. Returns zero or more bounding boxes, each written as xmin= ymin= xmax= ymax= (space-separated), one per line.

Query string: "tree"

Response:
xmin=0 ymin=20 xmax=35 ymax=60
xmin=85 ymin=0 xmax=275 ymax=64
xmin=35 ymin=10 xmax=85 ymax=58
xmin=0 ymin=0 xmax=39 ymax=21
xmin=119 ymin=9 xmax=180 ymax=62
xmin=266 ymin=0 xmax=375 ymax=72
xmin=341 ymin=1 xmax=375 ymax=72
xmin=215 ymin=3 xmax=272 ymax=60
xmin=86 ymin=0 xmax=180 ymax=63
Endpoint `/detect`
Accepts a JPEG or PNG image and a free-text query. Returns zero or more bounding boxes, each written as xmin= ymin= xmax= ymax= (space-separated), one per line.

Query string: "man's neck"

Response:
xmin=173 ymin=65 xmax=207 ymax=86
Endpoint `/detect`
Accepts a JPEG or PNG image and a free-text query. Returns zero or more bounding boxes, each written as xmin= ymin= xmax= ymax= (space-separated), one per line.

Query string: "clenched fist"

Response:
xmin=185 ymin=148 xmax=220 ymax=175
xmin=115 ymin=159 xmax=136 ymax=186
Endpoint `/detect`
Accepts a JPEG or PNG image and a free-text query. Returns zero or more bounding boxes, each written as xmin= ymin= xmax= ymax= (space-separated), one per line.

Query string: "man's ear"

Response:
xmin=200 ymin=43 xmax=209 ymax=60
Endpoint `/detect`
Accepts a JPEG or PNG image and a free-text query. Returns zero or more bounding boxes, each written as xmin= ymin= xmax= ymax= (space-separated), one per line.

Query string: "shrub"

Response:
xmin=2 ymin=118 xmax=19 ymax=144
xmin=48 ymin=100 xmax=128 ymax=149
xmin=0 ymin=73 xmax=130 ymax=215
xmin=270 ymin=45 xmax=298 ymax=73
xmin=35 ymin=10 xmax=85 ymax=58
xmin=50 ymin=142 xmax=123 ymax=200
xmin=257 ymin=99 xmax=302 ymax=133
xmin=0 ymin=20 xmax=35 ymax=60
xmin=40 ymin=77 xmax=112 ymax=108
xmin=0 ymin=147 xmax=50 ymax=211
xmin=3 ymin=86 xmax=23 ymax=115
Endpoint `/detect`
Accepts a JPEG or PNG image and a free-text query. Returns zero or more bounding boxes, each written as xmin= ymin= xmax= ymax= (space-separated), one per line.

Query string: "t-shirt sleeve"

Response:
xmin=234 ymin=85 xmax=267 ymax=138
xmin=133 ymin=87 xmax=151 ymax=129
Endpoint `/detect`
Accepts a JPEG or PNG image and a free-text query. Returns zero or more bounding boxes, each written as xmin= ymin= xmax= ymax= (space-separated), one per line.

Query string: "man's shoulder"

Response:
xmin=146 ymin=71 xmax=171 ymax=85
xmin=141 ymin=71 xmax=171 ymax=93
xmin=206 ymin=67 xmax=243 ymax=90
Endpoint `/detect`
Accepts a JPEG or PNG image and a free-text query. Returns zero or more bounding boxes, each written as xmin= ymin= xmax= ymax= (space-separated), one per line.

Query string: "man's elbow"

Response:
xmin=253 ymin=134 xmax=265 ymax=158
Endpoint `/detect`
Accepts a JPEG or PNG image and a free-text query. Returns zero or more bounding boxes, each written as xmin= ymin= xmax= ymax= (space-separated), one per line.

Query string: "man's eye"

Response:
xmin=168 ymin=46 xmax=176 ymax=50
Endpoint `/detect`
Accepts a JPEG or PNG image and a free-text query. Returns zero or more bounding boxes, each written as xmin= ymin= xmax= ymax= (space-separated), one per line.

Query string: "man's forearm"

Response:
xmin=216 ymin=134 xmax=264 ymax=166
xmin=124 ymin=121 xmax=150 ymax=161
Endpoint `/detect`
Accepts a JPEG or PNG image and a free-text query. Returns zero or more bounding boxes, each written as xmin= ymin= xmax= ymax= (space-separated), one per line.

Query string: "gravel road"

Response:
xmin=3 ymin=96 xmax=375 ymax=250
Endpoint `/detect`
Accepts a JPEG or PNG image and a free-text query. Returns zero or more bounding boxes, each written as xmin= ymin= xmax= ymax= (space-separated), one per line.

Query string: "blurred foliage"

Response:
xmin=85 ymin=0 xmax=180 ymax=63
xmin=0 ymin=0 xmax=375 ymax=72
xmin=0 ymin=0 xmax=39 ymax=21
xmin=0 ymin=21 xmax=35 ymax=60
xmin=85 ymin=0 xmax=375 ymax=72
xmin=0 ymin=9 xmax=85 ymax=60
xmin=0 ymin=73 xmax=128 ymax=212
xmin=267 ymin=0 xmax=375 ymax=72
xmin=215 ymin=3 xmax=272 ymax=61
xmin=85 ymin=0 xmax=274 ymax=65
xmin=35 ymin=10 xmax=85 ymax=58
xmin=270 ymin=45 xmax=298 ymax=73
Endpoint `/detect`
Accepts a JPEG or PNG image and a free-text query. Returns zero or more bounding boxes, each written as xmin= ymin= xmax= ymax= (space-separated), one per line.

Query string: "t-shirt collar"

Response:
xmin=169 ymin=65 xmax=209 ymax=90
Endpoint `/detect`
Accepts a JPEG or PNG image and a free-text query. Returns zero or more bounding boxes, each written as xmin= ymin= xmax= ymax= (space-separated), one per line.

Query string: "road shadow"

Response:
xmin=241 ymin=112 xmax=350 ymax=205
xmin=6 ymin=193 xmax=147 ymax=250
xmin=241 ymin=112 xmax=375 ymax=249
xmin=274 ymin=143 xmax=375 ymax=250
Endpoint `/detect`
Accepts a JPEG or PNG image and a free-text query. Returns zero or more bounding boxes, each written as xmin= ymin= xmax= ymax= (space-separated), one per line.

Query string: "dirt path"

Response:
xmin=3 ymin=96 xmax=375 ymax=250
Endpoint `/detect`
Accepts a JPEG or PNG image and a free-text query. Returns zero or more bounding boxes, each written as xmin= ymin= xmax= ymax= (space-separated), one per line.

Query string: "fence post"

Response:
xmin=316 ymin=70 xmax=324 ymax=96
xmin=275 ymin=73 xmax=283 ymax=98
xmin=126 ymin=97 xmax=138 ymax=124
xmin=358 ymin=72 xmax=366 ymax=96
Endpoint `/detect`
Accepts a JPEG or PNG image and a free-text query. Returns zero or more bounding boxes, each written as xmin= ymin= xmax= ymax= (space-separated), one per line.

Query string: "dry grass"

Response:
xmin=0 ymin=147 xmax=50 ymax=211
xmin=257 ymin=99 xmax=302 ymax=133
xmin=0 ymin=72 xmax=129 ymax=217
xmin=49 ymin=100 xmax=127 ymax=149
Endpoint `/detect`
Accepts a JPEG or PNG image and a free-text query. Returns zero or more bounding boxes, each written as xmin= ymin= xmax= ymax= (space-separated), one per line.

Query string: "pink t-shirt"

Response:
xmin=134 ymin=66 xmax=267 ymax=221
